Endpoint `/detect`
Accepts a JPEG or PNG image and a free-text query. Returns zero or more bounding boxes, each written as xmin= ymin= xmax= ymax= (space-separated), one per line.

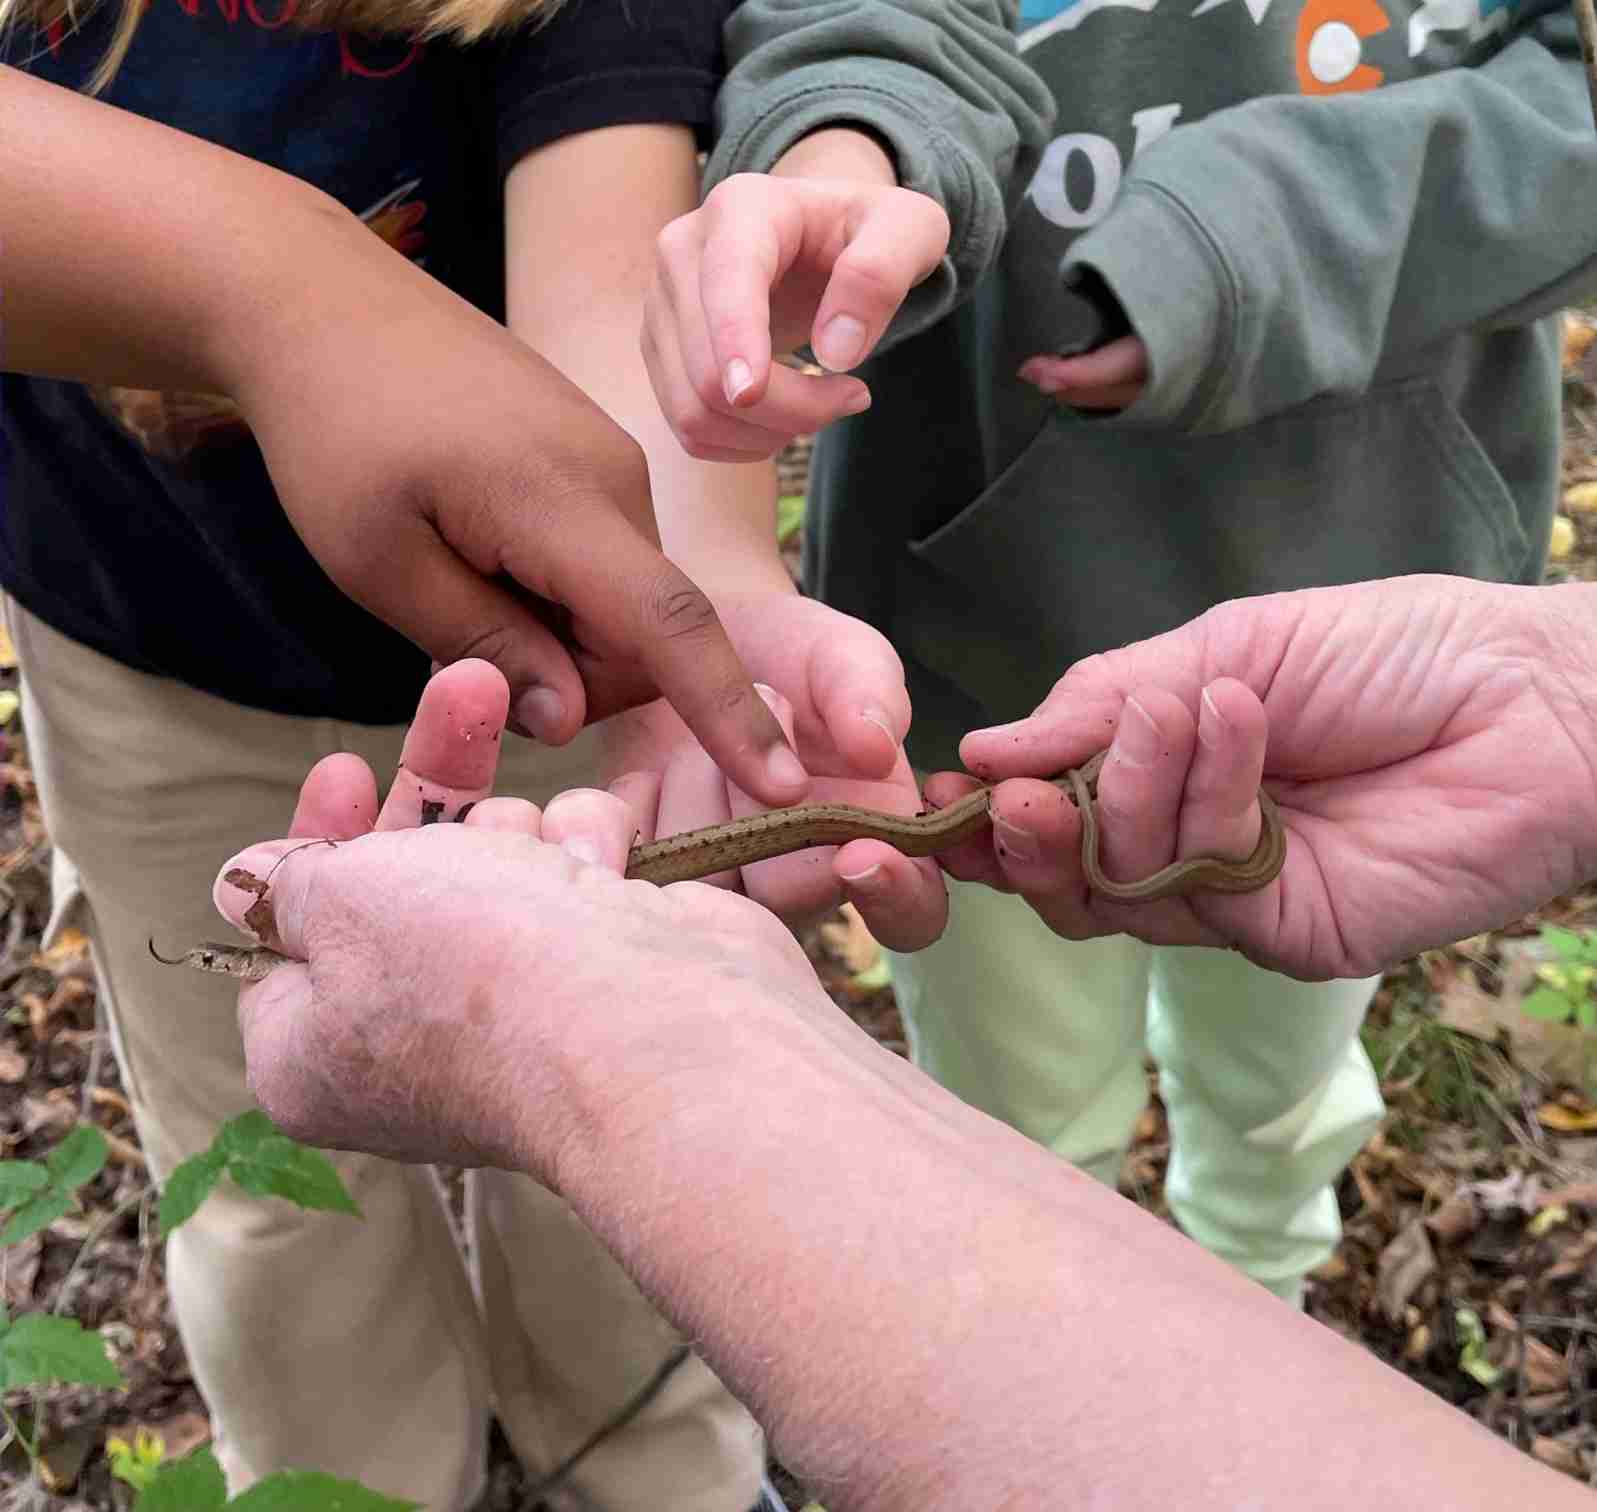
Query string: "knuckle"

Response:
xmin=645 ymin=573 xmax=723 ymax=643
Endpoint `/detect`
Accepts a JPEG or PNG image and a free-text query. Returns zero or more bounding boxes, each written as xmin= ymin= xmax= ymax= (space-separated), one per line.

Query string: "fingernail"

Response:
xmin=991 ymin=815 xmax=1039 ymax=865
xmin=561 ymin=836 xmax=602 ymax=867
xmin=842 ymin=386 xmax=872 ymax=415
xmin=861 ymin=707 xmax=899 ymax=750
xmin=1115 ymin=695 xmax=1163 ymax=768
xmin=723 ymin=357 xmax=753 ymax=405
xmin=765 ymin=743 xmax=808 ymax=795
xmin=514 ymin=687 xmax=565 ymax=741
xmin=816 ymin=314 xmax=867 ymax=371
xmin=1198 ymin=686 xmax=1227 ymax=751
xmin=838 ymin=862 xmax=884 ymax=890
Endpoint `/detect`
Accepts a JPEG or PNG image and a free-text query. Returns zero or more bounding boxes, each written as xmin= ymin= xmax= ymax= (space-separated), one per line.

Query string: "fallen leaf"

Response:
xmin=1377 ymin=1218 xmax=1436 ymax=1324
xmin=0 ymin=622 xmax=16 ymax=670
xmin=1531 ymin=1435 xmax=1584 ymax=1476
xmin=1467 ymin=1170 xmax=1543 ymax=1219
xmin=1549 ymin=515 xmax=1577 ymax=559
xmin=817 ymin=904 xmax=882 ymax=979
xmin=1563 ymin=312 xmax=1597 ymax=372
xmin=1528 ymin=1205 xmax=1570 ymax=1237
xmin=1425 ymin=1192 xmax=1481 ymax=1243
xmin=1537 ymin=1103 xmax=1597 ymax=1133
xmin=88 ymin=1086 xmax=132 ymax=1119
xmin=1523 ymin=1335 xmax=1571 ymax=1394
xmin=1404 ymin=1323 xmax=1432 ymax=1363
xmin=0 ymin=1044 xmax=26 ymax=1083
xmin=32 ymin=926 xmax=90 ymax=972
xmin=1565 ymin=480 xmax=1597 ymax=515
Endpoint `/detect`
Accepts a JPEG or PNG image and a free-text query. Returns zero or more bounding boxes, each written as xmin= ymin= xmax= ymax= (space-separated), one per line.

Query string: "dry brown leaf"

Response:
xmin=0 ymin=1043 xmax=26 ymax=1084
xmin=103 ymin=1130 xmax=147 ymax=1170
xmin=1537 ymin=1103 xmax=1597 ymax=1133
xmin=1404 ymin=1323 xmax=1432 ymax=1363
xmin=1523 ymin=1335 xmax=1572 ymax=1394
xmin=1563 ymin=312 xmax=1597 ymax=371
xmin=32 ymin=925 xmax=90 ymax=972
xmin=1424 ymin=1192 xmax=1481 ymax=1243
xmin=1436 ymin=949 xmax=1595 ymax=1085
xmin=817 ymin=904 xmax=881 ymax=976
xmin=1531 ymin=1434 xmax=1584 ymax=1476
xmin=1565 ymin=480 xmax=1597 ymax=515
xmin=1376 ymin=1218 xmax=1436 ymax=1324
xmin=1549 ymin=515 xmax=1578 ymax=559
xmin=88 ymin=1085 xmax=132 ymax=1119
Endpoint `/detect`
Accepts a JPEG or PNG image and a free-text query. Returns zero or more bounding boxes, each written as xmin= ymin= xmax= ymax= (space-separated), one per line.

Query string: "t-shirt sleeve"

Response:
xmin=493 ymin=0 xmax=733 ymax=179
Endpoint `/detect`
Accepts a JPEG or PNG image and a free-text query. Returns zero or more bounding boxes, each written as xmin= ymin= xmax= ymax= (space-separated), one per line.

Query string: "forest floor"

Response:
xmin=7 ymin=324 xmax=1597 ymax=1508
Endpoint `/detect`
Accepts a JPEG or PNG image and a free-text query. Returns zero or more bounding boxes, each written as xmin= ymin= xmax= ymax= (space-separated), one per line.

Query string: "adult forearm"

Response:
xmin=541 ymin=986 xmax=1588 ymax=1511
xmin=0 ymin=65 xmax=413 ymax=395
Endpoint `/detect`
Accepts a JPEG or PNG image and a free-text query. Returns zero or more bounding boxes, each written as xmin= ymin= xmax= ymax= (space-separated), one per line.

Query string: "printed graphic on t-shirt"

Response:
xmin=90 ymin=181 xmax=428 ymax=460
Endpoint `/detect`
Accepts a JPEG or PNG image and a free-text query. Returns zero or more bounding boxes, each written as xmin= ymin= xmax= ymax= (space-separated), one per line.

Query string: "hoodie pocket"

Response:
xmin=898 ymin=377 xmax=1534 ymax=720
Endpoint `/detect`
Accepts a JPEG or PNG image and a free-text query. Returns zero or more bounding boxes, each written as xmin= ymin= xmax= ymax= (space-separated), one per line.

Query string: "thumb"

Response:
xmin=213 ymin=837 xmax=336 ymax=958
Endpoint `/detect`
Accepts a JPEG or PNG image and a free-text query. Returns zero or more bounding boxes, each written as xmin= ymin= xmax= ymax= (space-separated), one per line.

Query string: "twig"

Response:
xmin=79 ymin=990 xmax=104 ymax=1123
xmin=1521 ymin=1314 xmax=1597 ymax=1337
xmin=49 ymin=1183 xmax=149 ymax=1317
xmin=524 ymin=1345 xmax=692 ymax=1502
xmin=1575 ymin=0 xmax=1597 ymax=128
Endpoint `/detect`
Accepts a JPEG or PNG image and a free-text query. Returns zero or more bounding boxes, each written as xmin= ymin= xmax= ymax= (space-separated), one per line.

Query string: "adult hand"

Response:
xmin=643 ymin=130 xmax=950 ymax=460
xmin=212 ymin=657 xmax=826 ymax=1175
xmin=944 ymin=576 xmax=1597 ymax=980
xmin=599 ymin=594 xmax=947 ymax=949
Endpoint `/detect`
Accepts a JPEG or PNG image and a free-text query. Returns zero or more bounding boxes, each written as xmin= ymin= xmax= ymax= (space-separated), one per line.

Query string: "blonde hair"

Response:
xmin=5 ymin=0 xmax=563 ymax=93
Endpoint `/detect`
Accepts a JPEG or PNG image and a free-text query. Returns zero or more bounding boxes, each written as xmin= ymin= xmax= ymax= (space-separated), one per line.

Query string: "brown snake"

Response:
xmin=155 ymin=747 xmax=1286 ymax=981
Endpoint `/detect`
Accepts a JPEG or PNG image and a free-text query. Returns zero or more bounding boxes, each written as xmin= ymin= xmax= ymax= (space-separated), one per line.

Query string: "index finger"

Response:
xmin=544 ymin=528 xmax=811 ymax=808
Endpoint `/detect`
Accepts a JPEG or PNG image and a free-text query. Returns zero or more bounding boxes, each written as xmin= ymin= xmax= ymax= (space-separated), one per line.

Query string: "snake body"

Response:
xmin=158 ymin=747 xmax=1286 ymax=980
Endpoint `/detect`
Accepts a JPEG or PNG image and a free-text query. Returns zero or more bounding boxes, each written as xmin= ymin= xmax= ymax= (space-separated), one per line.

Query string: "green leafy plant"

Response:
xmin=132 ymin=1446 xmax=418 ymax=1510
xmin=1 ymin=1113 xmax=377 ymax=1505
xmin=776 ymin=493 xmax=806 ymax=547
xmin=1521 ymin=924 xmax=1597 ymax=1029
xmin=108 ymin=1427 xmax=166 ymax=1491
xmin=1453 ymin=1307 xmax=1503 ymax=1388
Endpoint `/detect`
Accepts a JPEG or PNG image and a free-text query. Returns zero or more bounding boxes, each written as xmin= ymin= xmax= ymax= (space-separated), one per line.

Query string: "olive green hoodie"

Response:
xmin=709 ymin=0 xmax=1597 ymax=767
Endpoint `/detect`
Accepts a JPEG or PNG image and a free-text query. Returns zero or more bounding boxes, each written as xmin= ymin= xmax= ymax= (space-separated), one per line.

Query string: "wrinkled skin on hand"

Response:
xmin=946 ymin=576 xmax=1597 ymax=980
xmin=213 ymin=659 xmax=824 ymax=1176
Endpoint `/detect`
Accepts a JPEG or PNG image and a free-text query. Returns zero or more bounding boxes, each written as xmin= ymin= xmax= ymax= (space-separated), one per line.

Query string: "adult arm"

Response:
xmin=213 ymin=785 xmax=1587 ymax=1512
xmin=0 ymin=63 xmax=804 ymax=802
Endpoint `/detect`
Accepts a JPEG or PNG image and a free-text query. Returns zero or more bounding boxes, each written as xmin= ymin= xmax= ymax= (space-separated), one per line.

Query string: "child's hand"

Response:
xmin=599 ymin=595 xmax=948 ymax=949
xmin=233 ymin=243 xmax=809 ymax=811
xmin=642 ymin=138 xmax=950 ymax=460
xmin=1017 ymin=335 xmax=1149 ymax=411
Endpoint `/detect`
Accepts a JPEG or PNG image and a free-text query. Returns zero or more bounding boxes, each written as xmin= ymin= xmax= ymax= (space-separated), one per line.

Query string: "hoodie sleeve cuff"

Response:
xmin=705 ymin=80 xmax=1004 ymax=347
xmin=1061 ymin=181 xmax=1237 ymax=430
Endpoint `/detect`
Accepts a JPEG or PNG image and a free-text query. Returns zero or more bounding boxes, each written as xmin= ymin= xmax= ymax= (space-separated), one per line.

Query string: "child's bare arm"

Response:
xmin=0 ymin=65 xmax=808 ymax=806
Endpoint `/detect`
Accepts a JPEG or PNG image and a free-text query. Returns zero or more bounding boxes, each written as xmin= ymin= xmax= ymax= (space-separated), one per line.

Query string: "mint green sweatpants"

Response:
xmin=889 ymin=880 xmax=1385 ymax=1302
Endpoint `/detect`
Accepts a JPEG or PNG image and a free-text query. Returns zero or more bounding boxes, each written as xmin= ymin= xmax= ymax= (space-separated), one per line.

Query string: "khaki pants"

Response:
xmin=10 ymin=601 xmax=762 ymax=1512
xmin=890 ymin=880 xmax=1386 ymax=1303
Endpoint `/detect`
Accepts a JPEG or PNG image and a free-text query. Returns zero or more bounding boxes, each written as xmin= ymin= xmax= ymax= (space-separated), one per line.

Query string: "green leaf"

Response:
xmin=1578 ymin=997 xmax=1597 ymax=1033
xmin=228 ymin=1471 xmax=420 ymax=1510
xmin=159 ymin=1148 xmax=228 ymax=1239
xmin=776 ymin=493 xmax=806 ymax=546
xmin=0 ymin=1160 xmax=50 ymax=1206
xmin=1540 ymin=925 xmax=1591 ymax=962
xmin=0 ymin=1188 xmax=75 ymax=1246
xmin=1521 ymin=987 xmax=1577 ymax=1023
xmin=47 ymin=1124 xmax=108 ymax=1192
xmin=0 ymin=1312 xmax=124 ymax=1389
xmin=218 ymin=1113 xmax=359 ymax=1218
xmin=135 ymin=1447 xmax=228 ymax=1512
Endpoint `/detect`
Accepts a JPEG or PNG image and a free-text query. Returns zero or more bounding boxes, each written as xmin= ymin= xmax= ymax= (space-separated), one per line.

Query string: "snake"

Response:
xmin=154 ymin=747 xmax=1286 ymax=981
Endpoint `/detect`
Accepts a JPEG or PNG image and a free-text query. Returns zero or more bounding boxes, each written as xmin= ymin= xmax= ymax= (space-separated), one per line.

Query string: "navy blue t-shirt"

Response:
xmin=0 ymin=0 xmax=729 ymax=723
